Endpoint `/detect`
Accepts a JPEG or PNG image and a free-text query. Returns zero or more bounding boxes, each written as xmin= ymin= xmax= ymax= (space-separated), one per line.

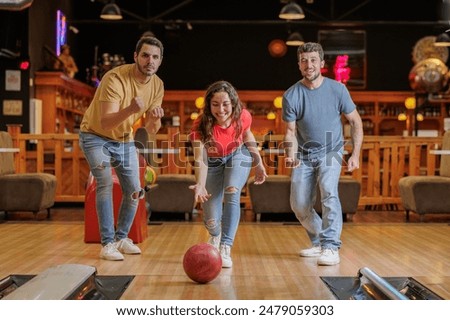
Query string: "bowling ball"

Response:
xmin=144 ymin=166 xmax=156 ymax=185
xmin=183 ymin=243 xmax=222 ymax=284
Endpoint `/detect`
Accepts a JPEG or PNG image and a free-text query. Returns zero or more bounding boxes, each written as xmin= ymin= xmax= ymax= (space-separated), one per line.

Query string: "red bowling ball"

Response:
xmin=183 ymin=243 xmax=222 ymax=284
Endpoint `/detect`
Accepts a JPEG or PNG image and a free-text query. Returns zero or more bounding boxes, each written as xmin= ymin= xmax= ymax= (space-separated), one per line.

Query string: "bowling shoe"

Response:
xmin=100 ymin=242 xmax=125 ymax=261
xmin=317 ymin=248 xmax=340 ymax=266
xmin=115 ymin=238 xmax=142 ymax=255
xmin=299 ymin=245 xmax=322 ymax=257
xmin=207 ymin=233 xmax=221 ymax=249
xmin=220 ymin=244 xmax=233 ymax=268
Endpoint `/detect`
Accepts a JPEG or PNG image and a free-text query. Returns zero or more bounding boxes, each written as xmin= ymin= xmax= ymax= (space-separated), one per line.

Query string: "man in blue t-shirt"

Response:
xmin=282 ymin=42 xmax=363 ymax=266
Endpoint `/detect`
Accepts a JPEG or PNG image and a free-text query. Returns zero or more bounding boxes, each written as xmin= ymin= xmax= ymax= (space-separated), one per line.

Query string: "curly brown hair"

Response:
xmin=297 ymin=42 xmax=324 ymax=61
xmin=196 ymin=80 xmax=243 ymax=146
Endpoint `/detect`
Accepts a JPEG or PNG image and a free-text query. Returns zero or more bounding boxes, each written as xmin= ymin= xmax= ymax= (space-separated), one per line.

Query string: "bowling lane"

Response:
xmin=0 ymin=222 xmax=449 ymax=300
xmin=121 ymin=273 xmax=336 ymax=300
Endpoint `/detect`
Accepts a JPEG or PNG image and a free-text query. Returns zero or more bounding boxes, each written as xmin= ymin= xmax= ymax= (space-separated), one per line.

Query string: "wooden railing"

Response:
xmin=8 ymin=131 xmax=89 ymax=202
xmin=354 ymin=136 xmax=442 ymax=206
xmin=8 ymin=127 xmax=444 ymax=206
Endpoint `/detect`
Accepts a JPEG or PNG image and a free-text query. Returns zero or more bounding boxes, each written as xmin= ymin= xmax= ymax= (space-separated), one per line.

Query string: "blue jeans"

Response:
xmin=290 ymin=151 xmax=343 ymax=250
xmin=79 ymin=132 xmax=142 ymax=246
xmin=202 ymin=145 xmax=252 ymax=247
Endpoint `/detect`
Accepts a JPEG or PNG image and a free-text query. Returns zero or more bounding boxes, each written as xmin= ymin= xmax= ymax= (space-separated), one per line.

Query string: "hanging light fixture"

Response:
xmin=100 ymin=1 xmax=123 ymax=20
xmin=404 ymin=97 xmax=416 ymax=109
xmin=273 ymin=96 xmax=283 ymax=109
xmin=286 ymin=31 xmax=305 ymax=46
xmin=195 ymin=97 xmax=205 ymax=109
xmin=190 ymin=112 xmax=199 ymax=120
xmin=268 ymin=39 xmax=287 ymax=58
xmin=434 ymin=30 xmax=450 ymax=47
xmin=267 ymin=111 xmax=277 ymax=120
xmin=279 ymin=1 xmax=305 ymax=20
xmin=416 ymin=113 xmax=424 ymax=122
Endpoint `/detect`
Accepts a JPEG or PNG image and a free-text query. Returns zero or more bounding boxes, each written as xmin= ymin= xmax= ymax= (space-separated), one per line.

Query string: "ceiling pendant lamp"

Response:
xmin=286 ymin=31 xmax=305 ymax=46
xmin=434 ymin=30 xmax=450 ymax=47
xmin=100 ymin=1 xmax=123 ymax=20
xmin=279 ymin=1 xmax=305 ymax=20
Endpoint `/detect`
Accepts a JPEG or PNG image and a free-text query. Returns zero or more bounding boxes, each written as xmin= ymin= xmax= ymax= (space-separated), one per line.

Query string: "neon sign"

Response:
xmin=56 ymin=10 xmax=67 ymax=56
xmin=333 ymin=54 xmax=351 ymax=84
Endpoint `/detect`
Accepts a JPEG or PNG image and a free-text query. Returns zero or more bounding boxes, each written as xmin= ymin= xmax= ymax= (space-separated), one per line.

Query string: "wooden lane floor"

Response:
xmin=0 ymin=221 xmax=449 ymax=300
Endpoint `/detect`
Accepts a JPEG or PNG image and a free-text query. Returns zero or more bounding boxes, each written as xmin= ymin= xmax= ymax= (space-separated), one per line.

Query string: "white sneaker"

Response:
xmin=299 ymin=245 xmax=322 ymax=257
xmin=220 ymin=244 xmax=233 ymax=268
xmin=115 ymin=238 xmax=141 ymax=255
xmin=317 ymin=248 xmax=340 ymax=266
xmin=207 ymin=233 xmax=221 ymax=249
xmin=100 ymin=242 xmax=124 ymax=261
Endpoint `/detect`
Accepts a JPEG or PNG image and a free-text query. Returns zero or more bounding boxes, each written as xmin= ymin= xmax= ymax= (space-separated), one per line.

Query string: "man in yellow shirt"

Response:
xmin=79 ymin=36 xmax=165 ymax=261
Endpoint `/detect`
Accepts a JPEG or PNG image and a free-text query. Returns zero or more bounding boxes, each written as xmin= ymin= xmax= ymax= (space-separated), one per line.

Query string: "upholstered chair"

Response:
xmin=0 ymin=131 xmax=57 ymax=219
xmin=247 ymin=175 xmax=361 ymax=222
xmin=146 ymin=174 xmax=197 ymax=221
xmin=399 ymin=130 xmax=450 ymax=221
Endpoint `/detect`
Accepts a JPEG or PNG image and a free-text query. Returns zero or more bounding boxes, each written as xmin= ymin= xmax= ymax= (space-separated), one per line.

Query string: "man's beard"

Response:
xmin=305 ymin=71 xmax=320 ymax=82
xmin=138 ymin=64 xmax=153 ymax=77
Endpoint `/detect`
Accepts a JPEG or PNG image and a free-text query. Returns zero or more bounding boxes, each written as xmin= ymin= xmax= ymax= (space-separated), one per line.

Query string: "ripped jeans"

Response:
xmin=79 ymin=132 xmax=142 ymax=246
xmin=202 ymin=145 xmax=253 ymax=247
xmin=290 ymin=151 xmax=343 ymax=250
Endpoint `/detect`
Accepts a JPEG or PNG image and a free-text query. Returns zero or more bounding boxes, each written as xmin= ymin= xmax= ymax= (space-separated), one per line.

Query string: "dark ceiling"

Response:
xmin=72 ymin=0 xmax=447 ymax=26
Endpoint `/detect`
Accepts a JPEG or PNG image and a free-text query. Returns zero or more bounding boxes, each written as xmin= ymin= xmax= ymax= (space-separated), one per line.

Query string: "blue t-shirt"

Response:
xmin=282 ymin=77 xmax=356 ymax=160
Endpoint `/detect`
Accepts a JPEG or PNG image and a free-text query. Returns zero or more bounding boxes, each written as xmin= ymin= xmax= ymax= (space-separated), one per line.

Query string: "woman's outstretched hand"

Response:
xmin=189 ymin=183 xmax=211 ymax=203
xmin=253 ymin=164 xmax=268 ymax=185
